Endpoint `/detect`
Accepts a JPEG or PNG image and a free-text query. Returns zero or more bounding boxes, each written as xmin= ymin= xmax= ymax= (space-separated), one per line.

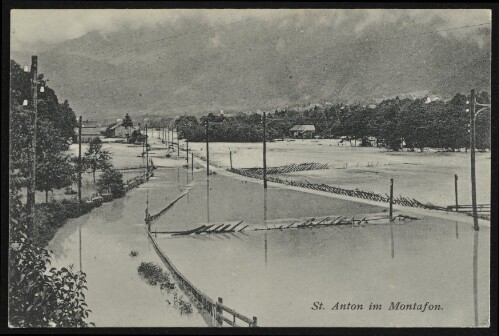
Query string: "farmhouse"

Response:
xmin=103 ymin=123 xmax=136 ymax=138
xmin=290 ymin=125 xmax=316 ymax=139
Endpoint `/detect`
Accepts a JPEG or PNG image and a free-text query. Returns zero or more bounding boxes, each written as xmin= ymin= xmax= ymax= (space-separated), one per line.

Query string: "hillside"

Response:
xmin=11 ymin=10 xmax=491 ymax=121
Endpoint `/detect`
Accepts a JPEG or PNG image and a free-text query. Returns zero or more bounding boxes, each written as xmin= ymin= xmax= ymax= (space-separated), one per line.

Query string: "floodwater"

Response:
xmin=48 ymin=166 xmax=490 ymax=327
xmin=47 ymin=168 xmax=210 ymax=327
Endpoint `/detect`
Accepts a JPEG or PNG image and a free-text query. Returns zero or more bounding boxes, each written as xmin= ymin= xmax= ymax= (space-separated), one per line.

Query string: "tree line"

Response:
xmin=9 ymin=59 xmax=123 ymax=327
xmin=145 ymin=93 xmax=490 ymax=151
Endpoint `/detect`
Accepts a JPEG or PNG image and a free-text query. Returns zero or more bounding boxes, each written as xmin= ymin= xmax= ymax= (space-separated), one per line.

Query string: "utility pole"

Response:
xmin=165 ymin=127 xmax=169 ymax=147
xmin=186 ymin=140 xmax=189 ymax=163
xmin=206 ymin=120 xmax=210 ymax=176
xmin=469 ymin=89 xmax=478 ymax=230
xmin=26 ymin=55 xmax=38 ymax=234
xmin=177 ymin=126 xmax=180 ymax=157
xmin=145 ymin=124 xmax=149 ymax=179
xmin=78 ymin=116 xmax=82 ymax=203
xmin=468 ymin=89 xmax=489 ymax=231
xmin=454 ymin=174 xmax=459 ymax=212
xmin=389 ymin=178 xmax=394 ymax=221
xmin=263 ymin=111 xmax=267 ymax=189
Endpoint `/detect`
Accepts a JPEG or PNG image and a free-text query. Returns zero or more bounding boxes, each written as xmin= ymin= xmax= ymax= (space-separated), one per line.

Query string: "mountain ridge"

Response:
xmin=11 ymin=12 xmax=491 ymax=121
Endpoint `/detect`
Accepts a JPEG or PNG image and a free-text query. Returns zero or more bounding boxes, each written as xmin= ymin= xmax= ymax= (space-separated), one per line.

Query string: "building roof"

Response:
xmin=109 ymin=123 xmax=124 ymax=130
xmin=290 ymin=125 xmax=316 ymax=132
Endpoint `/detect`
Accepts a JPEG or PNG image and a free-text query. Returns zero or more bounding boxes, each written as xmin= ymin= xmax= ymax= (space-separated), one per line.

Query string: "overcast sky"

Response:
xmin=11 ymin=9 xmax=491 ymax=51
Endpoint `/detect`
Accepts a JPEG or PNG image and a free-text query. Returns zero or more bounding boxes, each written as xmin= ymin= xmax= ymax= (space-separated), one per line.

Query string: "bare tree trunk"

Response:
xmin=93 ymin=169 xmax=96 ymax=183
xmin=45 ymin=190 xmax=48 ymax=204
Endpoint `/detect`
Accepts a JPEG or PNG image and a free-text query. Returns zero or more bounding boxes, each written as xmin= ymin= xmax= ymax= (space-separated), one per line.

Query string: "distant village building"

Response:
xmin=425 ymin=95 xmax=442 ymax=104
xmin=290 ymin=125 xmax=316 ymax=139
xmin=102 ymin=118 xmax=136 ymax=138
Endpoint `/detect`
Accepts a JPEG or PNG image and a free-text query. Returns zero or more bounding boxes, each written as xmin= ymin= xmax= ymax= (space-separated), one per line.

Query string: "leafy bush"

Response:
xmin=96 ymin=169 xmax=125 ymax=198
xmin=33 ymin=200 xmax=95 ymax=247
xmin=9 ymin=184 xmax=93 ymax=327
xmin=137 ymin=262 xmax=174 ymax=290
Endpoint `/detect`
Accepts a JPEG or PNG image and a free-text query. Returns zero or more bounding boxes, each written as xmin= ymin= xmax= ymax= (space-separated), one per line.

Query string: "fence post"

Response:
xmin=217 ymin=297 xmax=223 ymax=326
xmin=389 ymin=178 xmax=393 ymax=221
xmin=230 ymin=151 xmax=233 ymax=170
xmin=454 ymin=174 xmax=459 ymax=212
xmin=252 ymin=316 xmax=257 ymax=327
xmin=191 ymin=152 xmax=194 ymax=172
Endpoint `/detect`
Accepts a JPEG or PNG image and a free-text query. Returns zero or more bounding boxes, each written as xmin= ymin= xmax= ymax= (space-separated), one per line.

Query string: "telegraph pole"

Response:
xmin=263 ymin=111 xmax=267 ymax=189
xmin=206 ymin=120 xmax=210 ymax=176
xmin=186 ymin=140 xmax=189 ymax=163
xmin=78 ymin=116 xmax=82 ymax=203
xmin=177 ymin=126 xmax=180 ymax=157
xmin=167 ymin=126 xmax=170 ymax=148
xmin=26 ymin=55 xmax=38 ymax=234
xmin=469 ymin=90 xmax=479 ymax=231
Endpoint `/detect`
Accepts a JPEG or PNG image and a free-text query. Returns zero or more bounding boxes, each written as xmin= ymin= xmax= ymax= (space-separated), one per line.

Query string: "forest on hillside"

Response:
xmin=145 ymin=92 xmax=491 ymax=151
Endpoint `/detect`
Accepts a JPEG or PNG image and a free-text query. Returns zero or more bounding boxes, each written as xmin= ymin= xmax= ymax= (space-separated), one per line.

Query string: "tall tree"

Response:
xmin=84 ymin=137 xmax=112 ymax=183
xmin=122 ymin=113 xmax=133 ymax=141
xmin=36 ymin=154 xmax=73 ymax=203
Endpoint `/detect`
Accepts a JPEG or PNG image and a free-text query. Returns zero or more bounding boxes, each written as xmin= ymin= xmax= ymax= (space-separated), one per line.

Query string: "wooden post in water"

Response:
xmin=78 ymin=116 xmax=82 ymax=203
xmin=473 ymin=230 xmax=479 ymax=326
xmin=230 ymin=150 xmax=233 ymax=170
xmin=389 ymin=178 xmax=394 ymax=221
xmin=191 ymin=152 xmax=194 ymax=172
xmin=177 ymin=126 xmax=180 ymax=157
xmin=454 ymin=174 xmax=459 ymax=212
xmin=145 ymin=124 xmax=149 ymax=179
xmin=252 ymin=316 xmax=258 ymax=327
xmin=217 ymin=297 xmax=223 ymax=326
xmin=206 ymin=120 xmax=210 ymax=176
xmin=186 ymin=141 xmax=189 ymax=163
xmin=263 ymin=111 xmax=267 ymax=189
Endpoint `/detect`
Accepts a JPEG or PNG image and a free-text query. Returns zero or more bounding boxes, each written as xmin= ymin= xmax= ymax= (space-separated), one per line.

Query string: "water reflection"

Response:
xmin=206 ymin=178 xmax=210 ymax=223
xmin=103 ymin=198 xmax=125 ymax=222
xmin=389 ymin=219 xmax=395 ymax=259
xmin=264 ymin=190 xmax=268 ymax=266
xmin=456 ymin=221 xmax=459 ymax=239
xmin=473 ymin=230 xmax=479 ymax=326
xmin=79 ymin=221 xmax=82 ymax=273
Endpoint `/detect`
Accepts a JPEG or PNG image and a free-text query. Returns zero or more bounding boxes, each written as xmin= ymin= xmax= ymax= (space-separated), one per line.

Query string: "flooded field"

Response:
xmin=187 ymin=139 xmax=490 ymax=206
xmin=149 ymin=169 xmax=384 ymax=232
xmin=48 ymin=166 xmax=490 ymax=327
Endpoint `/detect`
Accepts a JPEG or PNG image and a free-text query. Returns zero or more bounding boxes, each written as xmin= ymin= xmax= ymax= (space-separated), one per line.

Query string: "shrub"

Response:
xmin=96 ymin=168 xmax=125 ymax=198
xmin=9 ymin=185 xmax=93 ymax=327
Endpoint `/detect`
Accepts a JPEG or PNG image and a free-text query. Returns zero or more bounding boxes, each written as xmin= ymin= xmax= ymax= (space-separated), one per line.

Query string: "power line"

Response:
xmin=344 ymin=22 xmax=491 ymax=47
xmin=91 ymin=16 xmax=264 ymax=56
xmin=49 ymin=21 xmax=491 ymax=90
xmin=56 ymin=55 xmax=490 ymax=103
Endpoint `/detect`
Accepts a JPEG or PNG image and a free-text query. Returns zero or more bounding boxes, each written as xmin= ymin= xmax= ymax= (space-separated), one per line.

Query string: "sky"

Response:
xmin=11 ymin=8 xmax=491 ymax=51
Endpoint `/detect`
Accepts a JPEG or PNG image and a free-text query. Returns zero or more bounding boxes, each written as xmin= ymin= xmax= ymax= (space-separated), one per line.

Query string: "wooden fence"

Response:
xmin=248 ymin=162 xmax=330 ymax=175
xmin=229 ymin=168 xmax=447 ymax=211
xmin=446 ymin=204 xmax=490 ymax=213
xmin=147 ymin=231 xmax=257 ymax=327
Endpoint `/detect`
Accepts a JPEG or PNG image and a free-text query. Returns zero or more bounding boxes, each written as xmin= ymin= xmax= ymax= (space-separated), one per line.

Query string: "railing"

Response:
xmin=229 ymin=167 xmax=447 ymax=211
xmin=446 ymin=204 xmax=490 ymax=213
xmin=216 ymin=297 xmax=257 ymax=327
xmin=147 ymin=231 xmax=257 ymax=327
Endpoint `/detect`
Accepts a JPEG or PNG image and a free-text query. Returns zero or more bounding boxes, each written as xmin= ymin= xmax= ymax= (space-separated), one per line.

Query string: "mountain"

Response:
xmin=11 ymin=11 xmax=491 ymax=121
